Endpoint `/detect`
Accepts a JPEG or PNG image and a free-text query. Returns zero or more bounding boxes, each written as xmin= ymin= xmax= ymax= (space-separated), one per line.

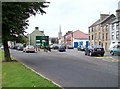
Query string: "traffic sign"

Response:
xmin=36 ymin=36 xmax=49 ymax=47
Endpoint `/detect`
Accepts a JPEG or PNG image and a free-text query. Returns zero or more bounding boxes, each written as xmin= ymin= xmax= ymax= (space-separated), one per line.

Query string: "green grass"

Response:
xmin=0 ymin=49 xmax=3 ymax=88
xmin=2 ymin=62 xmax=60 ymax=88
xmin=1 ymin=49 xmax=60 ymax=88
xmin=0 ymin=49 xmax=4 ymax=61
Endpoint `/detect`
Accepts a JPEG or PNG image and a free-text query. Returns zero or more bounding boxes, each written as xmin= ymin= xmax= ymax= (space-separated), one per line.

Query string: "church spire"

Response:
xmin=58 ymin=24 xmax=62 ymax=39
xmin=59 ymin=24 xmax=61 ymax=33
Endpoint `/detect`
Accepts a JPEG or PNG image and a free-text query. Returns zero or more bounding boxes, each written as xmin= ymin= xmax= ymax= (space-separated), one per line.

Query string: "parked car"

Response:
xmin=77 ymin=45 xmax=86 ymax=51
xmin=12 ymin=45 xmax=19 ymax=49
xmin=67 ymin=45 xmax=74 ymax=49
xmin=17 ymin=46 xmax=24 ymax=51
xmin=109 ymin=44 xmax=120 ymax=56
xmin=50 ymin=44 xmax=59 ymax=50
xmin=23 ymin=45 xmax=35 ymax=53
xmin=58 ymin=45 xmax=66 ymax=52
xmin=85 ymin=45 xmax=105 ymax=56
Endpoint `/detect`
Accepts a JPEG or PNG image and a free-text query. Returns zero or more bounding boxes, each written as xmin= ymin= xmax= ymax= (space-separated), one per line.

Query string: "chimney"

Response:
xmin=116 ymin=9 xmax=120 ymax=19
xmin=100 ymin=14 xmax=109 ymax=20
xmin=35 ymin=27 xmax=39 ymax=30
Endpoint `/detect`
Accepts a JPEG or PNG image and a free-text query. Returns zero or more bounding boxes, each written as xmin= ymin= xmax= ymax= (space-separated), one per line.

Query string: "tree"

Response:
xmin=2 ymin=1 xmax=50 ymax=61
xmin=16 ymin=35 xmax=28 ymax=45
xmin=51 ymin=38 xmax=58 ymax=44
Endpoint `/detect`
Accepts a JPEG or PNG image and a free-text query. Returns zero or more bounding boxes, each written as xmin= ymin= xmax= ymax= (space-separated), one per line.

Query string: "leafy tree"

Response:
xmin=2 ymin=1 xmax=50 ymax=61
xmin=16 ymin=35 xmax=28 ymax=44
xmin=0 ymin=2 xmax=1 ymax=45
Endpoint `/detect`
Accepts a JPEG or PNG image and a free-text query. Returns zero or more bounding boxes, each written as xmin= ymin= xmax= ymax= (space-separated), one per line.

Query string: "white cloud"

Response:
xmin=26 ymin=0 xmax=119 ymax=37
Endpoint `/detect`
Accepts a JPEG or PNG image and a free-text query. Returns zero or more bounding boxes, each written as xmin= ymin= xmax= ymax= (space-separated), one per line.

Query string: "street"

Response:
xmin=10 ymin=49 xmax=118 ymax=87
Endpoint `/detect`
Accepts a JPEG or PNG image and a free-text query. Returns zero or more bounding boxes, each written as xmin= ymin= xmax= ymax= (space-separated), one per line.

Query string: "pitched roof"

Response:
xmin=89 ymin=19 xmax=101 ymax=27
xmin=73 ymin=30 xmax=88 ymax=39
xmin=64 ymin=30 xmax=88 ymax=39
xmin=112 ymin=17 xmax=120 ymax=23
xmin=30 ymin=29 xmax=45 ymax=36
xmin=89 ymin=14 xmax=116 ymax=27
xmin=101 ymin=14 xmax=116 ymax=26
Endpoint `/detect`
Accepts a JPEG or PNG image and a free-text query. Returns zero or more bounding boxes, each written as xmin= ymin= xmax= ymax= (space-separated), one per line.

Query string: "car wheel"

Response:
xmin=101 ymin=54 xmax=104 ymax=56
xmin=110 ymin=51 xmax=114 ymax=55
xmin=85 ymin=52 xmax=87 ymax=55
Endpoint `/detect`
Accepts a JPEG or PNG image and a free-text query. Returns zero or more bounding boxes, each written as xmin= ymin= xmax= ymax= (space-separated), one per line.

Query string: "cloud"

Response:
xmin=26 ymin=0 xmax=119 ymax=37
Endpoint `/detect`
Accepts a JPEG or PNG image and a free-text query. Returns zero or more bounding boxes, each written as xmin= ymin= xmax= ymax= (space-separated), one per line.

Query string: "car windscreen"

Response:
xmin=60 ymin=46 xmax=65 ymax=48
xmin=27 ymin=45 xmax=34 ymax=48
xmin=92 ymin=45 xmax=102 ymax=48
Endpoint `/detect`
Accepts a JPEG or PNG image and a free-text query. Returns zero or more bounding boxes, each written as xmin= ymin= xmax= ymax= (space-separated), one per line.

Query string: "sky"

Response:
xmin=26 ymin=0 xmax=120 ymax=37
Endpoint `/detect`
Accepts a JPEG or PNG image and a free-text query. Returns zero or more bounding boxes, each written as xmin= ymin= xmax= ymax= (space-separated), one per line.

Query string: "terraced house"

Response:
xmin=88 ymin=14 xmax=116 ymax=51
xmin=109 ymin=2 xmax=120 ymax=49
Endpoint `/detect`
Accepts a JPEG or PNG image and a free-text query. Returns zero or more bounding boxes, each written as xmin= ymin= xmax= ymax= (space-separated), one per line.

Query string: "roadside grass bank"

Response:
xmin=0 ymin=49 xmax=3 ymax=88
xmin=1 ymin=50 xmax=61 ymax=88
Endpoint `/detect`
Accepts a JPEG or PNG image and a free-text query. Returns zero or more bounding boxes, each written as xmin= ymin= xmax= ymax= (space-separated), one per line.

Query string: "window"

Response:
xmin=102 ymin=33 xmax=104 ymax=40
xmin=116 ymin=31 xmax=119 ymax=40
xmin=106 ymin=25 xmax=108 ymax=31
xmin=116 ymin=23 xmax=119 ymax=30
xmin=112 ymin=24 xmax=115 ymax=30
xmin=99 ymin=32 xmax=101 ymax=39
xmin=92 ymin=28 xmax=93 ymax=32
xmin=95 ymin=33 xmax=97 ymax=40
xmin=101 ymin=43 xmax=103 ymax=47
xmin=112 ymin=32 xmax=114 ymax=35
xmin=89 ymin=36 xmax=90 ymax=40
xmin=99 ymin=41 xmax=101 ymax=45
xmin=112 ymin=35 xmax=114 ymax=40
xmin=92 ymin=35 xmax=93 ymax=40
xmin=105 ymin=43 xmax=107 ymax=50
xmin=106 ymin=33 xmax=108 ymax=40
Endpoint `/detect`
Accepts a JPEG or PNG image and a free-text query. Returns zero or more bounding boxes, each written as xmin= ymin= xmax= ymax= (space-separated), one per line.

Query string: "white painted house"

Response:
xmin=109 ymin=2 xmax=120 ymax=49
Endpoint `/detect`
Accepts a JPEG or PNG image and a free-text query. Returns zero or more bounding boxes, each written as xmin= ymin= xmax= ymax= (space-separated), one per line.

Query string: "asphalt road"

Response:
xmin=10 ymin=49 xmax=119 ymax=87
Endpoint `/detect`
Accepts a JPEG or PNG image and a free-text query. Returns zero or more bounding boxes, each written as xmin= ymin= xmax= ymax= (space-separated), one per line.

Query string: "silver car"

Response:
xmin=23 ymin=45 xmax=35 ymax=53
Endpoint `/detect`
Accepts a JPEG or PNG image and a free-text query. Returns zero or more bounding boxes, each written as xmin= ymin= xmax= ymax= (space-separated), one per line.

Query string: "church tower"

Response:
xmin=58 ymin=24 xmax=62 ymax=39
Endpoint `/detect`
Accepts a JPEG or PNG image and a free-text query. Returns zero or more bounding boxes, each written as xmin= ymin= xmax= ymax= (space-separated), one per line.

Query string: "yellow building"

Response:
xmin=89 ymin=14 xmax=115 ymax=51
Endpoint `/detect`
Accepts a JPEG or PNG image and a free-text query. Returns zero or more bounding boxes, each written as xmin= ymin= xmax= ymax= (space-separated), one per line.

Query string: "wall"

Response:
xmin=30 ymin=29 xmax=44 ymax=47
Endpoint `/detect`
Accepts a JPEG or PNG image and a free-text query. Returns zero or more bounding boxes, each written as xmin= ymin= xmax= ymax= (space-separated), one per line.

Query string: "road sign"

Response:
xmin=36 ymin=36 xmax=49 ymax=47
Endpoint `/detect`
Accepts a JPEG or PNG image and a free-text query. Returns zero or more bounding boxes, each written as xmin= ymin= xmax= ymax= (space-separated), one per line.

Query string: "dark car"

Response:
xmin=58 ymin=45 xmax=66 ymax=52
xmin=77 ymin=45 xmax=86 ymax=51
xmin=12 ymin=45 xmax=19 ymax=49
xmin=50 ymin=44 xmax=59 ymax=50
xmin=110 ymin=44 xmax=120 ymax=56
xmin=67 ymin=45 xmax=74 ymax=49
xmin=17 ymin=46 xmax=24 ymax=51
xmin=85 ymin=45 xmax=105 ymax=56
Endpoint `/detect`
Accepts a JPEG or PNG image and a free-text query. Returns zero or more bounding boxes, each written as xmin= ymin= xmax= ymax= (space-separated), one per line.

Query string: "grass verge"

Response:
xmin=2 ymin=61 xmax=61 ymax=88
xmin=0 ymin=49 xmax=3 ymax=88
xmin=1 ymin=50 xmax=61 ymax=88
